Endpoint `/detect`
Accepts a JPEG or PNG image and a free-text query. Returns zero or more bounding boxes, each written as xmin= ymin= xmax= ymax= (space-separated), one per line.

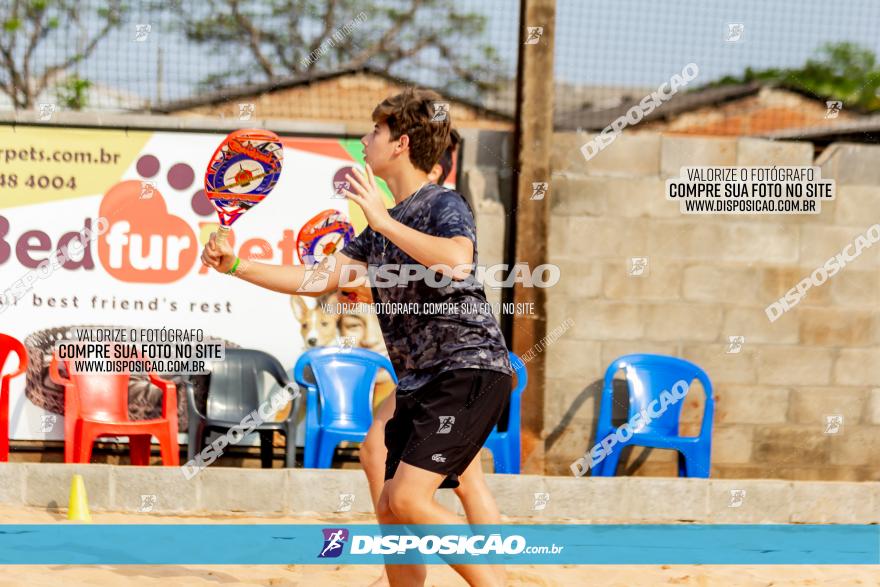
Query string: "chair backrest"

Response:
xmin=294 ymin=347 xmax=397 ymax=428
xmin=0 ymin=333 xmax=26 ymax=376
xmin=52 ymin=354 xmax=131 ymax=422
xmin=601 ymin=354 xmax=713 ymax=436
xmin=205 ymin=348 xmax=288 ymax=421
xmin=496 ymin=351 xmax=527 ymax=432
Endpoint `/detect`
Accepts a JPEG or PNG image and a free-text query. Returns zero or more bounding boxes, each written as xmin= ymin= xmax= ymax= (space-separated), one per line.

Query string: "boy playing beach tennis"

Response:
xmin=201 ymin=88 xmax=513 ymax=587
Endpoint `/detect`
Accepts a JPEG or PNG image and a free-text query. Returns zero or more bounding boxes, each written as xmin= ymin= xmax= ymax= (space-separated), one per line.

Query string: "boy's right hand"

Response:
xmin=201 ymin=232 xmax=236 ymax=273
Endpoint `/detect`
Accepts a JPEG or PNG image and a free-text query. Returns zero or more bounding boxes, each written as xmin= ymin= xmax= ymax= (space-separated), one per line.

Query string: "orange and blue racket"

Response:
xmin=204 ymin=129 xmax=283 ymax=244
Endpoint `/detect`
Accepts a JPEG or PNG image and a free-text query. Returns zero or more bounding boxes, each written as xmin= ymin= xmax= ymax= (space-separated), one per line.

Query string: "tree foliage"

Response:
xmin=0 ymin=0 xmax=123 ymax=109
xmin=164 ymin=0 xmax=505 ymax=97
xmin=706 ymin=42 xmax=880 ymax=112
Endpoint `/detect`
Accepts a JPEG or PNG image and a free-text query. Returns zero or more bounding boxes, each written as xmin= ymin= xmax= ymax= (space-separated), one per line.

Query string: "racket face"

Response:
xmin=204 ymin=129 xmax=283 ymax=227
xmin=296 ymin=209 xmax=355 ymax=265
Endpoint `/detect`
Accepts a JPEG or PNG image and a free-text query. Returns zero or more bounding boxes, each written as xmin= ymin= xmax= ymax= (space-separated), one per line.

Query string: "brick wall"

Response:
xmin=544 ymin=131 xmax=880 ymax=480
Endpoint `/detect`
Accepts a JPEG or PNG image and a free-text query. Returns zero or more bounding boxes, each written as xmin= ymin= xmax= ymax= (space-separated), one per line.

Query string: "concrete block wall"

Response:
xmin=458 ymin=129 xmax=516 ymax=311
xmin=2 ymin=463 xmax=877 ymax=523
xmin=546 ymin=131 xmax=880 ymax=480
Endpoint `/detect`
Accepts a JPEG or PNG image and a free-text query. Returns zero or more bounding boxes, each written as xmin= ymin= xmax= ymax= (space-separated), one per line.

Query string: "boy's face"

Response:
xmin=361 ymin=122 xmax=402 ymax=177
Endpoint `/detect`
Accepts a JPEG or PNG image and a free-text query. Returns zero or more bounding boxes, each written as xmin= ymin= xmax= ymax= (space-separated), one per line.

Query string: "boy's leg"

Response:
xmin=383 ymin=369 xmax=512 ymax=587
xmin=376 ymin=480 xmax=428 ymax=587
xmin=453 ymin=451 xmax=506 ymax=585
xmin=386 ymin=462 xmax=503 ymax=587
xmin=361 ymin=393 xmax=397 ymax=509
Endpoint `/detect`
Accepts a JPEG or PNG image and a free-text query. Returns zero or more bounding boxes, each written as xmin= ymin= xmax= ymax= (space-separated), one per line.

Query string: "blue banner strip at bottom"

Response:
xmin=0 ymin=524 xmax=877 ymax=565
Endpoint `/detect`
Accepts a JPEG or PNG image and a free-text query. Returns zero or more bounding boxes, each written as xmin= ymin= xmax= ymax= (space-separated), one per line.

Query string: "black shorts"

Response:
xmin=384 ymin=368 xmax=512 ymax=489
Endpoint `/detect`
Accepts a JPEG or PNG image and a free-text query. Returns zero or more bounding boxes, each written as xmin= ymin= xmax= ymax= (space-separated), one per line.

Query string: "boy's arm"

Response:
xmin=343 ymin=165 xmax=474 ymax=278
xmin=201 ymin=231 xmax=366 ymax=296
xmin=379 ymin=221 xmax=474 ymax=278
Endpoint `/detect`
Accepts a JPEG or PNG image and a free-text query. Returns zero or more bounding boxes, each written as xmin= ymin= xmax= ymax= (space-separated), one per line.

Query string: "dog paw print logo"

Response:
xmin=96 ymin=154 xmax=215 ymax=283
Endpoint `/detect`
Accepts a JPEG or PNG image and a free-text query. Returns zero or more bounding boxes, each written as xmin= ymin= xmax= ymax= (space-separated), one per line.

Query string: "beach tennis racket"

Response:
xmin=296 ymin=209 xmax=373 ymax=303
xmin=295 ymin=209 xmax=355 ymax=265
xmin=204 ymin=129 xmax=284 ymax=244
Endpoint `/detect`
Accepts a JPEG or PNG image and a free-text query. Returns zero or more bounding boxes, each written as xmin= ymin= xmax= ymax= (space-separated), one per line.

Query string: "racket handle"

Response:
xmin=215 ymin=225 xmax=231 ymax=245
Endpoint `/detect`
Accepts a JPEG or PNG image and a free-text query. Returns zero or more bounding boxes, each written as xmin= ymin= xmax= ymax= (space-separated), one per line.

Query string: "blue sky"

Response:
xmin=16 ymin=0 xmax=880 ymax=109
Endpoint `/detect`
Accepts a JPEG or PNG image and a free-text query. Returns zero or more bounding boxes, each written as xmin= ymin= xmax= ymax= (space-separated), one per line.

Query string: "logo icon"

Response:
xmin=335 ymin=493 xmax=355 ymax=513
xmin=725 ymin=23 xmax=744 ymax=42
xmin=533 ymin=492 xmax=550 ymax=511
xmin=332 ymin=180 xmax=350 ymax=200
xmin=629 ymin=256 xmax=649 ymax=277
xmin=430 ymin=101 xmax=449 ymax=122
xmin=138 ymin=494 xmax=157 ymax=512
xmin=824 ymin=414 xmax=843 ymax=434
xmin=140 ymin=181 xmax=156 ymax=200
xmin=728 ymin=489 xmax=746 ymax=508
xmin=238 ymin=103 xmax=255 ymax=121
xmin=338 ymin=335 xmax=356 ymax=352
xmin=134 ymin=24 xmax=151 ymax=42
xmin=298 ymin=255 xmax=338 ymax=293
xmin=39 ymin=414 xmax=57 ymax=433
xmin=431 ymin=453 xmax=447 ymax=463
xmin=336 ymin=493 xmax=354 ymax=513
xmin=524 ymin=26 xmax=544 ymax=45
xmin=318 ymin=528 xmax=349 ymax=558
xmin=37 ymin=103 xmax=56 ymax=121
xmin=726 ymin=335 xmax=745 ymax=354
xmin=824 ymin=100 xmax=843 ymax=119
xmin=437 ymin=416 xmax=455 ymax=434
xmin=530 ymin=182 xmax=548 ymax=201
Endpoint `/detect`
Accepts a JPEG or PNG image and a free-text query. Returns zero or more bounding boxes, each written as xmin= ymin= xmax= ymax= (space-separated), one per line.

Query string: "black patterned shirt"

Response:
xmin=341 ymin=184 xmax=512 ymax=392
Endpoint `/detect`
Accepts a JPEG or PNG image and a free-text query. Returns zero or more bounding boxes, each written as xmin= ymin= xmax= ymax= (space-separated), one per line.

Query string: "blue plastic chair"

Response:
xmin=293 ymin=347 xmax=397 ymax=469
xmin=591 ymin=354 xmax=714 ymax=478
xmin=483 ymin=352 xmax=528 ymax=474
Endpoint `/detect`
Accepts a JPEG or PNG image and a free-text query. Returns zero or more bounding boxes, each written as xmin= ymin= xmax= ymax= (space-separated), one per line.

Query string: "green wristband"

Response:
xmin=226 ymin=257 xmax=241 ymax=275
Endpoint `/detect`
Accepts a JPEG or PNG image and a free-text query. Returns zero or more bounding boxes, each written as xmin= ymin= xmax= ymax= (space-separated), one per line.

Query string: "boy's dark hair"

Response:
xmin=437 ymin=128 xmax=461 ymax=184
xmin=372 ymin=88 xmax=451 ymax=173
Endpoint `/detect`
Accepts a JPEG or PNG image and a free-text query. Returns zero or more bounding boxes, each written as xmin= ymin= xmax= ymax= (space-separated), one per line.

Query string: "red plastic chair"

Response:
xmin=49 ymin=353 xmax=179 ymax=465
xmin=0 ymin=333 xmax=28 ymax=461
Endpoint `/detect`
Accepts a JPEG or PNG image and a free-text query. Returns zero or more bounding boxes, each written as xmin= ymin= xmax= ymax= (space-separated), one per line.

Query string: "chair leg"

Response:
xmin=158 ymin=432 xmax=180 ymax=467
xmin=597 ymin=444 xmax=623 ymax=477
xmin=77 ymin=430 xmax=95 ymax=464
xmin=259 ymin=430 xmax=274 ymax=469
xmin=283 ymin=424 xmax=297 ymax=468
xmin=0 ymin=414 xmax=8 ymax=462
xmin=316 ymin=436 xmax=337 ymax=469
xmin=129 ymin=435 xmax=151 ymax=465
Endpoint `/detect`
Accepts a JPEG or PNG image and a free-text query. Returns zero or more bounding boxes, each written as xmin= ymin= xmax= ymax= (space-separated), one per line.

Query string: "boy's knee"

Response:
xmin=376 ymin=489 xmax=396 ymax=523
xmin=359 ymin=423 xmax=386 ymax=465
xmin=387 ymin=486 xmax=418 ymax=522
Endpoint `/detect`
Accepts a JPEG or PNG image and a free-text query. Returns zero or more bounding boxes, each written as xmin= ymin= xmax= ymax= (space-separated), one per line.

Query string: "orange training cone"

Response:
xmin=67 ymin=474 xmax=92 ymax=523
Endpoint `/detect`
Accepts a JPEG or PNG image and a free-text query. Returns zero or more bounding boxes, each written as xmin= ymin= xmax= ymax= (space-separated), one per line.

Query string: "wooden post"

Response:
xmin=512 ymin=0 xmax=555 ymax=474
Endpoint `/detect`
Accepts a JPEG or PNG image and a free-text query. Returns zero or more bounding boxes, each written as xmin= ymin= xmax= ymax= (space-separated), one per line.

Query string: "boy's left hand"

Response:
xmin=343 ymin=164 xmax=392 ymax=234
